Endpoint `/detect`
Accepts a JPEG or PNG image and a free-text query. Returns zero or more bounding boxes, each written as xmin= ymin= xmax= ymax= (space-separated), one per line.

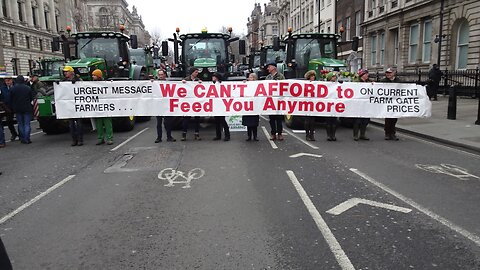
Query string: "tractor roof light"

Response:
xmin=287 ymin=27 xmax=293 ymax=33
xmin=119 ymin=25 xmax=125 ymax=33
xmin=201 ymin=27 xmax=208 ymax=34
xmin=176 ymin=27 xmax=180 ymax=33
xmin=66 ymin=25 xmax=72 ymax=34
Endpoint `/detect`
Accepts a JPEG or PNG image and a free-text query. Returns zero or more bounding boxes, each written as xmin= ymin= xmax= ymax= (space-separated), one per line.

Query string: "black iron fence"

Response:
xmin=371 ymin=68 xmax=480 ymax=97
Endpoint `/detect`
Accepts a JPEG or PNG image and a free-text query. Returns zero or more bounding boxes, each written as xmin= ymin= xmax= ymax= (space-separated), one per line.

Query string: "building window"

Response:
xmin=10 ymin=33 xmax=15 ymax=46
xmin=11 ymin=58 xmax=19 ymax=76
xmin=355 ymin=11 xmax=361 ymax=37
xmin=409 ymin=24 xmax=419 ymax=63
xmin=345 ymin=17 xmax=351 ymax=41
xmin=272 ymin=25 xmax=278 ymax=36
xmin=99 ymin=7 xmax=109 ymax=28
xmin=39 ymin=38 xmax=43 ymax=51
xmin=26 ymin=36 xmax=30 ymax=49
xmin=456 ymin=21 xmax=469 ymax=69
xmin=44 ymin=10 xmax=49 ymax=29
xmin=56 ymin=15 xmax=59 ymax=32
xmin=32 ymin=7 xmax=37 ymax=26
xmin=379 ymin=32 xmax=385 ymax=65
xmin=2 ymin=0 xmax=7 ymax=17
xmin=393 ymin=30 xmax=399 ymax=65
xmin=370 ymin=34 xmax=377 ymax=66
xmin=18 ymin=1 xmax=24 ymax=22
xmin=422 ymin=20 xmax=432 ymax=63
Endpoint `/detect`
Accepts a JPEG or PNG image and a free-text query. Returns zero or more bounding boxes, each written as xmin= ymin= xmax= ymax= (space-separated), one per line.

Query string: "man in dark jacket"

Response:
xmin=265 ymin=61 xmax=285 ymax=141
xmin=11 ymin=75 xmax=35 ymax=144
xmin=0 ymin=77 xmax=19 ymax=140
xmin=380 ymin=68 xmax=401 ymax=140
xmin=0 ymin=237 xmax=12 ymax=270
xmin=63 ymin=66 xmax=84 ymax=146
xmin=428 ymin=64 xmax=443 ymax=101
xmin=180 ymin=67 xmax=202 ymax=141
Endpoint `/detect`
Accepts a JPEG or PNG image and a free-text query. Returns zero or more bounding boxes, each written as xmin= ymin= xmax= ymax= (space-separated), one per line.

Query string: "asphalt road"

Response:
xmin=0 ymin=118 xmax=479 ymax=269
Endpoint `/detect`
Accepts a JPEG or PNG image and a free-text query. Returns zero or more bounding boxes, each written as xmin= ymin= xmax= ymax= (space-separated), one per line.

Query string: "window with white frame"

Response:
xmin=456 ymin=21 xmax=469 ymax=69
xmin=346 ymin=17 xmax=351 ymax=40
xmin=422 ymin=20 xmax=432 ymax=63
xmin=409 ymin=24 xmax=419 ymax=63
xmin=355 ymin=11 xmax=361 ymax=37
xmin=379 ymin=32 xmax=385 ymax=65
xmin=393 ymin=30 xmax=399 ymax=65
xmin=371 ymin=34 xmax=377 ymax=66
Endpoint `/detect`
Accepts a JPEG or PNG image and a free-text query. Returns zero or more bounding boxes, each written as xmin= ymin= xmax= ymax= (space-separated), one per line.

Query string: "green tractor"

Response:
xmin=273 ymin=31 xmax=348 ymax=129
xmin=162 ymin=28 xmax=246 ymax=81
xmin=37 ymin=29 xmax=148 ymax=134
xmin=129 ymin=46 xmax=158 ymax=79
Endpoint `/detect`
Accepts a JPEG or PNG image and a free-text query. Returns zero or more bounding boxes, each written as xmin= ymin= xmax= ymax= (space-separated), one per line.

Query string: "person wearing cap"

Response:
xmin=91 ymin=69 xmax=113 ymax=145
xmin=0 ymin=76 xmax=19 ymax=141
xmin=325 ymin=72 xmax=338 ymax=141
xmin=352 ymin=69 xmax=371 ymax=141
xmin=181 ymin=67 xmax=202 ymax=141
xmin=212 ymin=72 xmax=230 ymax=141
xmin=265 ymin=61 xmax=285 ymax=141
xmin=10 ymin=76 xmax=35 ymax=144
xmin=155 ymin=69 xmax=176 ymax=143
xmin=63 ymin=66 xmax=84 ymax=146
xmin=381 ymin=67 xmax=401 ymax=140
xmin=304 ymin=70 xmax=317 ymax=141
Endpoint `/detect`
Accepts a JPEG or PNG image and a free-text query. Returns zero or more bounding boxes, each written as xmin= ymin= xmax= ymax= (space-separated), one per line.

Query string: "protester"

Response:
xmin=242 ymin=73 xmax=260 ymax=141
xmin=353 ymin=69 xmax=371 ymax=141
xmin=381 ymin=67 xmax=400 ymax=140
xmin=30 ymin=74 xmax=49 ymax=97
xmin=0 ymin=237 xmax=12 ymax=270
xmin=181 ymin=67 xmax=201 ymax=141
xmin=0 ymin=76 xmax=19 ymax=141
xmin=155 ymin=69 xmax=176 ymax=143
xmin=325 ymin=72 xmax=338 ymax=141
xmin=265 ymin=61 xmax=285 ymax=141
xmin=0 ymin=99 xmax=6 ymax=147
xmin=91 ymin=69 xmax=113 ymax=145
xmin=63 ymin=66 xmax=84 ymax=146
xmin=304 ymin=70 xmax=317 ymax=141
xmin=212 ymin=72 xmax=230 ymax=141
xmin=11 ymin=75 xmax=35 ymax=144
xmin=428 ymin=64 xmax=443 ymax=101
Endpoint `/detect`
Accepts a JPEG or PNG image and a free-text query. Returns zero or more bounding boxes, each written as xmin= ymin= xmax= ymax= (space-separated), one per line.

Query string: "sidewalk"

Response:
xmin=371 ymin=95 xmax=480 ymax=153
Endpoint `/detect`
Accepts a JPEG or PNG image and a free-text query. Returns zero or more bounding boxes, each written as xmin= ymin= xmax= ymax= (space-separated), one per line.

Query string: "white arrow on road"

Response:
xmin=326 ymin=198 xmax=412 ymax=215
xmin=289 ymin=153 xmax=323 ymax=158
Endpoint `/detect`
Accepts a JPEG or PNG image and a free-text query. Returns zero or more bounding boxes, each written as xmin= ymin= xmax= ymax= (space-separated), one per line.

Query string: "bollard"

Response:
xmin=447 ymin=85 xmax=457 ymax=120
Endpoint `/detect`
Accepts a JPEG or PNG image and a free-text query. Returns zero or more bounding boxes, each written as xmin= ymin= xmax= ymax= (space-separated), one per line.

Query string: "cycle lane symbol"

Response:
xmin=415 ymin=163 xmax=479 ymax=180
xmin=158 ymin=168 xmax=205 ymax=188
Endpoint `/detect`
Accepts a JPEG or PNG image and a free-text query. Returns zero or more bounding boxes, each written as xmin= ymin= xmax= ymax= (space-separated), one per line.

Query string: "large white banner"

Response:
xmin=54 ymin=80 xmax=431 ymax=119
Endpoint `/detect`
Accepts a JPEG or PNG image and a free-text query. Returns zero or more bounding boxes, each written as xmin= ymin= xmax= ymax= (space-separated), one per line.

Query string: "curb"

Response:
xmin=369 ymin=120 xmax=480 ymax=154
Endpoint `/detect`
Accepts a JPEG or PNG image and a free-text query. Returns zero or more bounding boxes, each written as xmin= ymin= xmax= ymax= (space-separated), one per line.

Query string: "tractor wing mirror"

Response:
xmin=239 ymin=40 xmax=246 ymax=55
xmin=272 ymin=36 xmax=280 ymax=51
xmin=130 ymin=35 xmax=138 ymax=49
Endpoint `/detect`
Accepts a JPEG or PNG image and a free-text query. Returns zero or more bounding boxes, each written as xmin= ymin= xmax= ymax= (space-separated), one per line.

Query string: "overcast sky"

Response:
xmin=126 ymin=0 xmax=270 ymax=39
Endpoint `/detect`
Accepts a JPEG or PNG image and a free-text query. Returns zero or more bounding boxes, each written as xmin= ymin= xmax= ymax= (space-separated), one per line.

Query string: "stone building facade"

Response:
xmin=246 ymin=3 xmax=262 ymax=53
xmin=362 ymin=0 xmax=480 ymax=73
xmin=336 ymin=0 xmax=365 ymax=72
xmin=0 ymin=0 xmax=151 ymax=76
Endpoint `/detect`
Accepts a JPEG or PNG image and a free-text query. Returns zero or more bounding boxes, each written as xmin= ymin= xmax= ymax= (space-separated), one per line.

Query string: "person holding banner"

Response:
xmin=381 ymin=68 xmax=400 ymax=141
xmin=265 ymin=61 xmax=285 ymax=141
xmin=181 ymin=67 xmax=202 ymax=141
xmin=155 ymin=69 xmax=176 ymax=143
xmin=353 ymin=69 xmax=371 ymax=141
xmin=242 ymin=73 xmax=260 ymax=141
xmin=304 ymin=70 xmax=317 ymax=141
xmin=212 ymin=73 xmax=230 ymax=141
xmin=325 ymin=72 xmax=338 ymax=141
xmin=91 ymin=69 xmax=114 ymax=145
xmin=63 ymin=66 xmax=84 ymax=146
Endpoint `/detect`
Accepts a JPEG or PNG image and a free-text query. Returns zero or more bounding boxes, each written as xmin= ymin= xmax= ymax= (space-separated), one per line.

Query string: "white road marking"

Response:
xmin=289 ymin=153 xmax=323 ymax=158
xmin=415 ymin=163 xmax=479 ymax=180
xmin=283 ymin=128 xmax=319 ymax=149
xmin=0 ymin=175 xmax=76 ymax=225
xmin=110 ymin=127 xmax=149 ymax=151
xmin=350 ymin=168 xmax=480 ymax=246
xmin=31 ymin=131 xmax=43 ymax=136
xmin=326 ymin=198 xmax=412 ymax=215
xmin=261 ymin=126 xmax=278 ymax=149
xmin=286 ymin=170 xmax=355 ymax=270
xmin=158 ymin=168 xmax=205 ymax=188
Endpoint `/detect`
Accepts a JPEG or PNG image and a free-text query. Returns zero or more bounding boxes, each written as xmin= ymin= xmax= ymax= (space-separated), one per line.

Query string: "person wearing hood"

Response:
xmin=10 ymin=75 xmax=35 ymax=144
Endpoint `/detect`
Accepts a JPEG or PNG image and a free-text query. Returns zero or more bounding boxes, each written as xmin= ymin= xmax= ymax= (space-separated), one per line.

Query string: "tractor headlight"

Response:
xmin=207 ymin=67 xmax=217 ymax=72
xmin=197 ymin=68 xmax=203 ymax=72
xmin=77 ymin=67 xmax=89 ymax=74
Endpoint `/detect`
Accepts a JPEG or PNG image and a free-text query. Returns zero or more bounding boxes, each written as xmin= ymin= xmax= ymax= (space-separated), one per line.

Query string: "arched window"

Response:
xmin=456 ymin=21 xmax=469 ymax=69
xmin=99 ymin=7 xmax=109 ymax=28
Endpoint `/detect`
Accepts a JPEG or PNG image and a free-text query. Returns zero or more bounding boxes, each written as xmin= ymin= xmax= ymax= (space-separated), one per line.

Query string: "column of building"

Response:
xmin=49 ymin=0 xmax=56 ymax=32
xmin=38 ymin=0 xmax=46 ymax=30
xmin=10 ymin=0 xmax=19 ymax=22
xmin=25 ymin=0 xmax=34 ymax=26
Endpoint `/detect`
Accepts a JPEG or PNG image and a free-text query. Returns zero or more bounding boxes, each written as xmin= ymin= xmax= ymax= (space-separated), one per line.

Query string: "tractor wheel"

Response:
xmin=284 ymin=115 xmax=305 ymax=130
xmin=39 ymin=117 xmax=69 ymax=135
xmin=112 ymin=116 xmax=135 ymax=131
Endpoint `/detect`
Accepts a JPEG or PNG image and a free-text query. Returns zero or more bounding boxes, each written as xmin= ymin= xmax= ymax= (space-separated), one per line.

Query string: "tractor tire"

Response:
xmin=112 ymin=116 xmax=135 ymax=132
xmin=284 ymin=115 xmax=305 ymax=130
xmin=38 ymin=117 xmax=69 ymax=135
